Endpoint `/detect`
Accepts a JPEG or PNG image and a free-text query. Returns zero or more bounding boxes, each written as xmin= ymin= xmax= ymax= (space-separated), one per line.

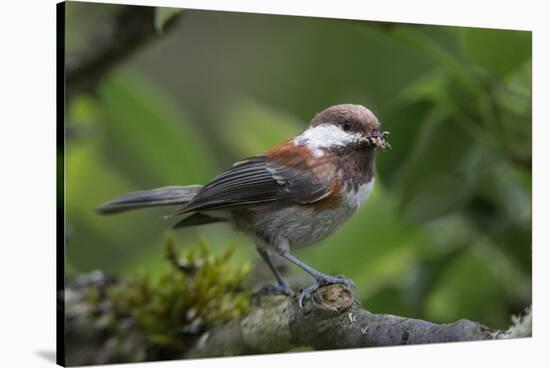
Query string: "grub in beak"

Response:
xmin=362 ymin=131 xmax=390 ymax=150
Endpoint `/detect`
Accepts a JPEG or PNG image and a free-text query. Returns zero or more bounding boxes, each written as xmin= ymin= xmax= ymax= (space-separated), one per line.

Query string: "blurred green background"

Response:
xmin=64 ymin=2 xmax=531 ymax=330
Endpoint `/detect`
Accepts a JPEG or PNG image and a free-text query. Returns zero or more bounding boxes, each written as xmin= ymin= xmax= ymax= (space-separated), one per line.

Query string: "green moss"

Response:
xmin=85 ymin=236 xmax=250 ymax=354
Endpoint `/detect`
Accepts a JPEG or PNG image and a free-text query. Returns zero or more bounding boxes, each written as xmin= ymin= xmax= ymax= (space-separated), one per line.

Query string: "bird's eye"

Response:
xmin=342 ymin=121 xmax=352 ymax=131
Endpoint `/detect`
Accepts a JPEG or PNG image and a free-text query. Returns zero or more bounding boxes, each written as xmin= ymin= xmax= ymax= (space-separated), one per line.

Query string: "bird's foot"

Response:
xmin=297 ymin=275 xmax=356 ymax=309
xmin=255 ymin=282 xmax=294 ymax=296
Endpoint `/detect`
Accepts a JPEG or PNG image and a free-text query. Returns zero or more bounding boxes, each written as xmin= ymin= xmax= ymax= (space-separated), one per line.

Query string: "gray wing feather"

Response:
xmin=173 ymin=155 xmax=330 ymax=214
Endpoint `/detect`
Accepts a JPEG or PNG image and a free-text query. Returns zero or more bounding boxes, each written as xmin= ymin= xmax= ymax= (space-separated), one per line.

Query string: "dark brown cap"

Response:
xmin=309 ymin=104 xmax=381 ymax=134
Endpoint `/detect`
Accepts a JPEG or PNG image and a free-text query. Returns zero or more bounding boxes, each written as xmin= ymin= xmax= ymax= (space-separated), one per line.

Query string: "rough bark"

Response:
xmin=186 ymin=284 xmax=516 ymax=358
xmin=64 ymin=272 xmax=531 ymax=365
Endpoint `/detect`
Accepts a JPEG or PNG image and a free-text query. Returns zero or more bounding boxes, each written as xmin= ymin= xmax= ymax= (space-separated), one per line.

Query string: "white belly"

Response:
xmin=253 ymin=179 xmax=374 ymax=249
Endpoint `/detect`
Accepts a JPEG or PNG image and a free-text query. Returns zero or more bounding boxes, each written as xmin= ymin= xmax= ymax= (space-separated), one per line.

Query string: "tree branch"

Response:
xmin=64 ymin=272 xmax=531 ymax=364
xmin=187 ymin=284 xmax=521 ymax=358
xmin=65 ymin=5 xmax=182 ymax=97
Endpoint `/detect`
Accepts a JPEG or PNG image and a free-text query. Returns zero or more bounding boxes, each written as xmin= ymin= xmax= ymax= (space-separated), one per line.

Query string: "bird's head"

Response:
xmin=294 ymin=104 xmax=389 ymax=157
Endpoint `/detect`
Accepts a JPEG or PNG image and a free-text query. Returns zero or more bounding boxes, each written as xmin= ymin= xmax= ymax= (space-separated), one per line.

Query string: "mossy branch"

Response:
xmin=64 ymin=240 xmax=531 ymax=365
xmin=186 ymin=284 xmax=530 ymax=358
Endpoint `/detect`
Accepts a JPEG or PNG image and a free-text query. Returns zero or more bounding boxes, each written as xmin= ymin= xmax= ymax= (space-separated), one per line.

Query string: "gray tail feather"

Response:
xmin=96 ymin=185 xmax=203 ymax=215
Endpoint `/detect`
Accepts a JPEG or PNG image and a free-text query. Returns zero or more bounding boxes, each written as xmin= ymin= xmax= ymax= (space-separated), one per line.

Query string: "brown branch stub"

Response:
xmin=310 ymin=283 xmax=354 ymax=312
xmin=187 ymin=284 xmax=503 ymax=358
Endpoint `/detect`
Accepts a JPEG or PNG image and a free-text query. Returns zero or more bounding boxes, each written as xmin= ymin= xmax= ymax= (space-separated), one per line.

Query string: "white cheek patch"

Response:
xmin=293 ymin=124 xmax=361 ymax=157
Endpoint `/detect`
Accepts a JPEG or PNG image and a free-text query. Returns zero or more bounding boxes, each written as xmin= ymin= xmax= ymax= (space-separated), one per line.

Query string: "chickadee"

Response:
xmin=97 ymin=104 xmax=389 ymax=306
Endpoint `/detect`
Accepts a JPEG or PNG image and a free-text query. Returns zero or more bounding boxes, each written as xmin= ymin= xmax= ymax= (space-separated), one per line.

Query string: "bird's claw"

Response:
xmin=297 ymin=275 xmax=356 ymax=309
xmin=319 ymin=274 xmax=356 ymax=289
xmin=297 ymin=284 xmax=319 ymax=309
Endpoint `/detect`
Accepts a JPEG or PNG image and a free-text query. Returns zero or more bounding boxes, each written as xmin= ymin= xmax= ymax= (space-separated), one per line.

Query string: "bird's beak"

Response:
xmin=361 ymin=131 xmax=390 ymax=150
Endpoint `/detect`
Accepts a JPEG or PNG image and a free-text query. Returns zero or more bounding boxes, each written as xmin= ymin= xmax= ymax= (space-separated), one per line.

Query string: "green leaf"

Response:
xmin=377 ymin=100 xmax=434 ymax=188
xmin=66 ymin=137 xmax=162 ymax=273
xmin=218 ymin=99 xmax=302 ymax=157
xmin=492 ymin=163 xmax=531 ymax=228
xmin=493 ymin=61 xmax=532 ymax=160
xmin=495 ymin=61 xmax=531 ymax=115
xmin=154 ymin=7 xmax=184 ymax=34
xmin=396 ymin=68 xmax=449 ymax=104
xmin=401 ymin=175 xmax=473 ymax=223
xmin=67 ymin=73 xmax=219 ymax=274
xmin=425 ymin=246 xmax=527 ymax=329
xmin=66 ymin=95 xmax=155 ymax=273
xmin=98 ymin=72 xmax=215 ymax=187
xmin=391 ymin=26 xmax=482 ymax=96
xmin=462 ymin=28 xmax=531 ymax=78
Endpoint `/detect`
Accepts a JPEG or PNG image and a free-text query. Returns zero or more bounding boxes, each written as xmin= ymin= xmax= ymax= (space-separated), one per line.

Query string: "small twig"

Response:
xmin=164 ymin=238 xmax=198 ymax=275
